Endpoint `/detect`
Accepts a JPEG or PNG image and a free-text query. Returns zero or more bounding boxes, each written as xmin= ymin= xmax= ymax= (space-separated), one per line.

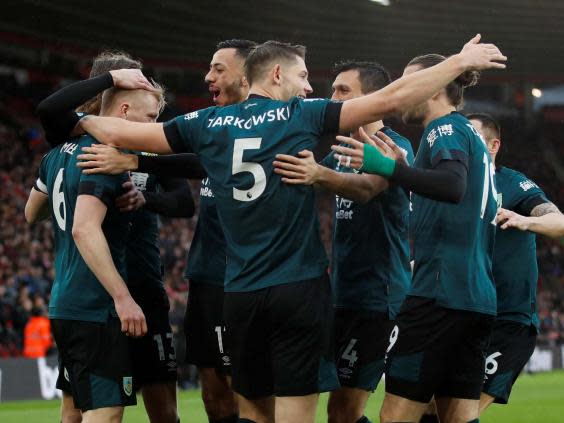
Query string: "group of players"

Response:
xmin=23 ymin=33 xmax=564 ymax=423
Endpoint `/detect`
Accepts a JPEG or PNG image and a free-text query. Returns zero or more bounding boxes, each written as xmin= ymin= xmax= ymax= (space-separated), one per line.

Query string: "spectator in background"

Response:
xmin=23 ymin=303 xmax=52 ymax=358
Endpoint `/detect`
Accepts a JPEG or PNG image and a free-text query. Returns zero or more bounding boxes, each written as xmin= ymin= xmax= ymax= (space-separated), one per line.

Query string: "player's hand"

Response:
xmin=114 ymin=295 xmax=147 ymax=338
xmin=109 ymin=69 xmax=155 ymax=91
xmin=367 ymin=129 xmax=408 ymax=166
xmin=330 ymin=127 xmax=385 ymax=170
xmin=457 ymin=34 xmax=507 ymax=70
xmin=496 ymin=208 xmax=530 ymax=231
xmin=116 ymin=179 xmax=146 ymax=212
xmin=273 ymin=150 xmax=320 ymax=185
xmin=77 ymin=144 xmax=138 ymax=175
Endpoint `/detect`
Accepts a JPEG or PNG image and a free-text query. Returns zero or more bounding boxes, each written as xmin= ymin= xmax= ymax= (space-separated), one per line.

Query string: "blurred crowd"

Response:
xmin=0 ymin=67 xmax=563 ymax=363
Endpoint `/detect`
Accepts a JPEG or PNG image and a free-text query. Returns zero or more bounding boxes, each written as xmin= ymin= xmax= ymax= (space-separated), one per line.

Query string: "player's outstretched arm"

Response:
xmin=37 ymin=69 xmax=154 ymax=146
xmin=25 ymin=188 xmax=50 ymax=223
xmin=73 ymin=194 xmax=147 ymax=337
xmin=273 ymin=150 xmax=388 ymax=204
xmin=497 ymin=204 xmax=564 ymax=238
xmin=79 ymin=115 xmax=172 ymax=154
xmin=78 ymin=144 xmax=206 ymax=179
xmin=339 ymin=34 xmax=507 ymax=133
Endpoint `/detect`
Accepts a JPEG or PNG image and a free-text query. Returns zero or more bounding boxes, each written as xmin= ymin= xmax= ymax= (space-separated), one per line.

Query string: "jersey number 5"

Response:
xmin=232 ymin=138 xmax=266 ymax=202
xmin=53 ymin=168 xmax=66 ymax=231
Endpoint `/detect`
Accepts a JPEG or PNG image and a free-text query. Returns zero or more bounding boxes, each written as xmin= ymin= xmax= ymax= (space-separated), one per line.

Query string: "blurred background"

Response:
xmin=0 ymin=0 xmax=563 ymax=402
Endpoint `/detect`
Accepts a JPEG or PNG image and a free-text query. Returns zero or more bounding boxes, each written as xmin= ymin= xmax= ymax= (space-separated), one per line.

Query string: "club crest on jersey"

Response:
xmin=123 ymin=376 xmax=133 ymax=396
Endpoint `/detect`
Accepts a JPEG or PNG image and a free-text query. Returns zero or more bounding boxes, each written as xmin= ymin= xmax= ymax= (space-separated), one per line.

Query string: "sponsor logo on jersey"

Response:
xmin=200 ymin=178 xmax=214 ymax=198
xmin=184 ymin=111 xmax=199 ymax=120
xmin=335 ymin=196 xmax=354 ymax=220
xmin=123 ymin=376 xmax=133 ymax=396
xmin=519 ymin=180 xmax=538 ymax=192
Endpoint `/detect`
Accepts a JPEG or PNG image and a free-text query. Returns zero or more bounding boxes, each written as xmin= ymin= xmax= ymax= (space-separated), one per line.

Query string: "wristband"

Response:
xmin=359 ymin=144 xmax=396 ymax=177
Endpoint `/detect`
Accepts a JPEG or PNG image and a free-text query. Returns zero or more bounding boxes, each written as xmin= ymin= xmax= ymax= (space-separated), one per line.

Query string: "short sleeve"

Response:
xmin=426 ymin=122 xmax=469 ymax=169
xmin=163 ymin=109 xmax=208 ymax=154
xmin=299 ymin=98 xmax=342 ymax=136
xmin=34 ymin=154 xmax=50 ymax=194
xmin=510 ymin=173 xmax=549 ymax=216
xmin=78 ymin=171 xmax=128 ymax=208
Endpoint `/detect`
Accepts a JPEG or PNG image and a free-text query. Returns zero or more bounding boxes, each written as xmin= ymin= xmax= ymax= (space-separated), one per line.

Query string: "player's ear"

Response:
xmin=489 ymin=138 xmax=501 ymax=156
xmin=120 ymin=103 xmax=130 ymax=120
xmin=241 ymin=75 xmax=249 ymax=88
xmin=272 ymin=64 xmax=282 ymax=86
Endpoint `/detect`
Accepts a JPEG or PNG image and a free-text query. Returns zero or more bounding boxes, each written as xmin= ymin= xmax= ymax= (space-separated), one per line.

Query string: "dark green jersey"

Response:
xmin=410 ymin=112 xmax=497 ymax=315
xmin=493 ymin=167 xmax=548 ymax=330
xmin=321 ymin=128 xmax=414 ymax=318
xmin=165 ymin=95 xmax=342 ymax=292
xmin=183 ymin=177 xmax=226 ymax=286
xmin=37 ymin=135 xmax=128 ymax=322
xmin=126 ymin=154 xmax=168 ymax=310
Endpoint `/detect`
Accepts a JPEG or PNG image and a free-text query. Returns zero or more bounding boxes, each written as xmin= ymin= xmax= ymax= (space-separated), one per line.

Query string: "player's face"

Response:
xmin=124 ymin=92 xmax=160 ymax=123
xmin=331 ymin=70 xmax=363 ymax=101
xmin=470 ymin=118 xmax=499 ymax=157
xmin=205 ymin=48 xmax=247 ymax=106
xmin=280 ymin=56 xmax=313 ymax=100
xmin=400 ymin=64 xmax=430 ymax=125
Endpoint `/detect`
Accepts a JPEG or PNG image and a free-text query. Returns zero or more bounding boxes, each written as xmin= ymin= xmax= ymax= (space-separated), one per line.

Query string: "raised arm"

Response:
xmin=338 ymin=35 xmax=506 ymax=133
xmin=37 ymin=69 xmax=154 ymax=146
xmin=72 ymin=194 xmax=147 ymax=337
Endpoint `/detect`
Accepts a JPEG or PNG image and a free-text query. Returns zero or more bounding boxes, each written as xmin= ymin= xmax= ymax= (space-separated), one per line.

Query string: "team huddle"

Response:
xmin=23 ymin=34 xmax=564 ymax=423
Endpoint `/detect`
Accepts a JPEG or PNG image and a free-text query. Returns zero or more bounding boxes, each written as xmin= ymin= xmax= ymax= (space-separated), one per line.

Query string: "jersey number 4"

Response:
xmin=53 ymin=168 xmax=66 ymax=231
xmin=232 ymin=138 xmax=266 ymax=202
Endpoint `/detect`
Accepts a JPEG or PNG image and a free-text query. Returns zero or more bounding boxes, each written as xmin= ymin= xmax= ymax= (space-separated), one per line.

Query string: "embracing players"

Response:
xmin=75 ymin=35 xmax=505 ymax=423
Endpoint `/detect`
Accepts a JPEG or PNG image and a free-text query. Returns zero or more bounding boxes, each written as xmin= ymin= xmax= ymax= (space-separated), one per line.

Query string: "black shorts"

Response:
xmin=334 ymin=308 xmax=394 ymax=391
xmin=184 ymin=281 xmax=231 ymax=371
xmin=224 ymin=275 xmax=339 ymax=399
xmin=53 ymin=317 xmax=136 ymax=411
xmin=385 ymin=296 xmax=494 ymax=403
xmin=482 ymin=320 xmax=537 ymax=404
xmin=130 ymin=308 xmax=178 ymax=389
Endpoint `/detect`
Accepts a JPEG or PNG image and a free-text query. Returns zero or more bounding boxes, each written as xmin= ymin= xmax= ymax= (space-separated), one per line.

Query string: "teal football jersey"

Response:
xmin=410 ymin=112 xmax=497 ymax=315
xmin=493 ymin=167 xmax=548 ymax=330
xmin=183 ymin=176 xmax=226 ymax=286
xmin=125 ymin=158 xmax=168 ymax=309
xmin=165 ymin=95 xmax=341 ymax=291
xmin=37 ymin=136 xmax=128 ymax=322
xmin=321 ymin=127 xmax=414 ymax=318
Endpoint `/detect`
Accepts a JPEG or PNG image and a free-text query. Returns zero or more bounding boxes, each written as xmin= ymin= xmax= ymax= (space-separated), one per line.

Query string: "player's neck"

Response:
xmin=423 ymin=105 xmax=456 ymax=128
xmin=352 ymin=120 xmax=384 ymax=139
xmin=248 ymin=85 xmax=277 ymax=100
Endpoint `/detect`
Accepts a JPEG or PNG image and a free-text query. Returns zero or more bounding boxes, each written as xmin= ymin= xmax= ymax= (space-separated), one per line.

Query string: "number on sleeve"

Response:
xmin=53 ymin=168 xmax=66 ymax=231
xmin=232 ymin=137 xmax=266 ymax=202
